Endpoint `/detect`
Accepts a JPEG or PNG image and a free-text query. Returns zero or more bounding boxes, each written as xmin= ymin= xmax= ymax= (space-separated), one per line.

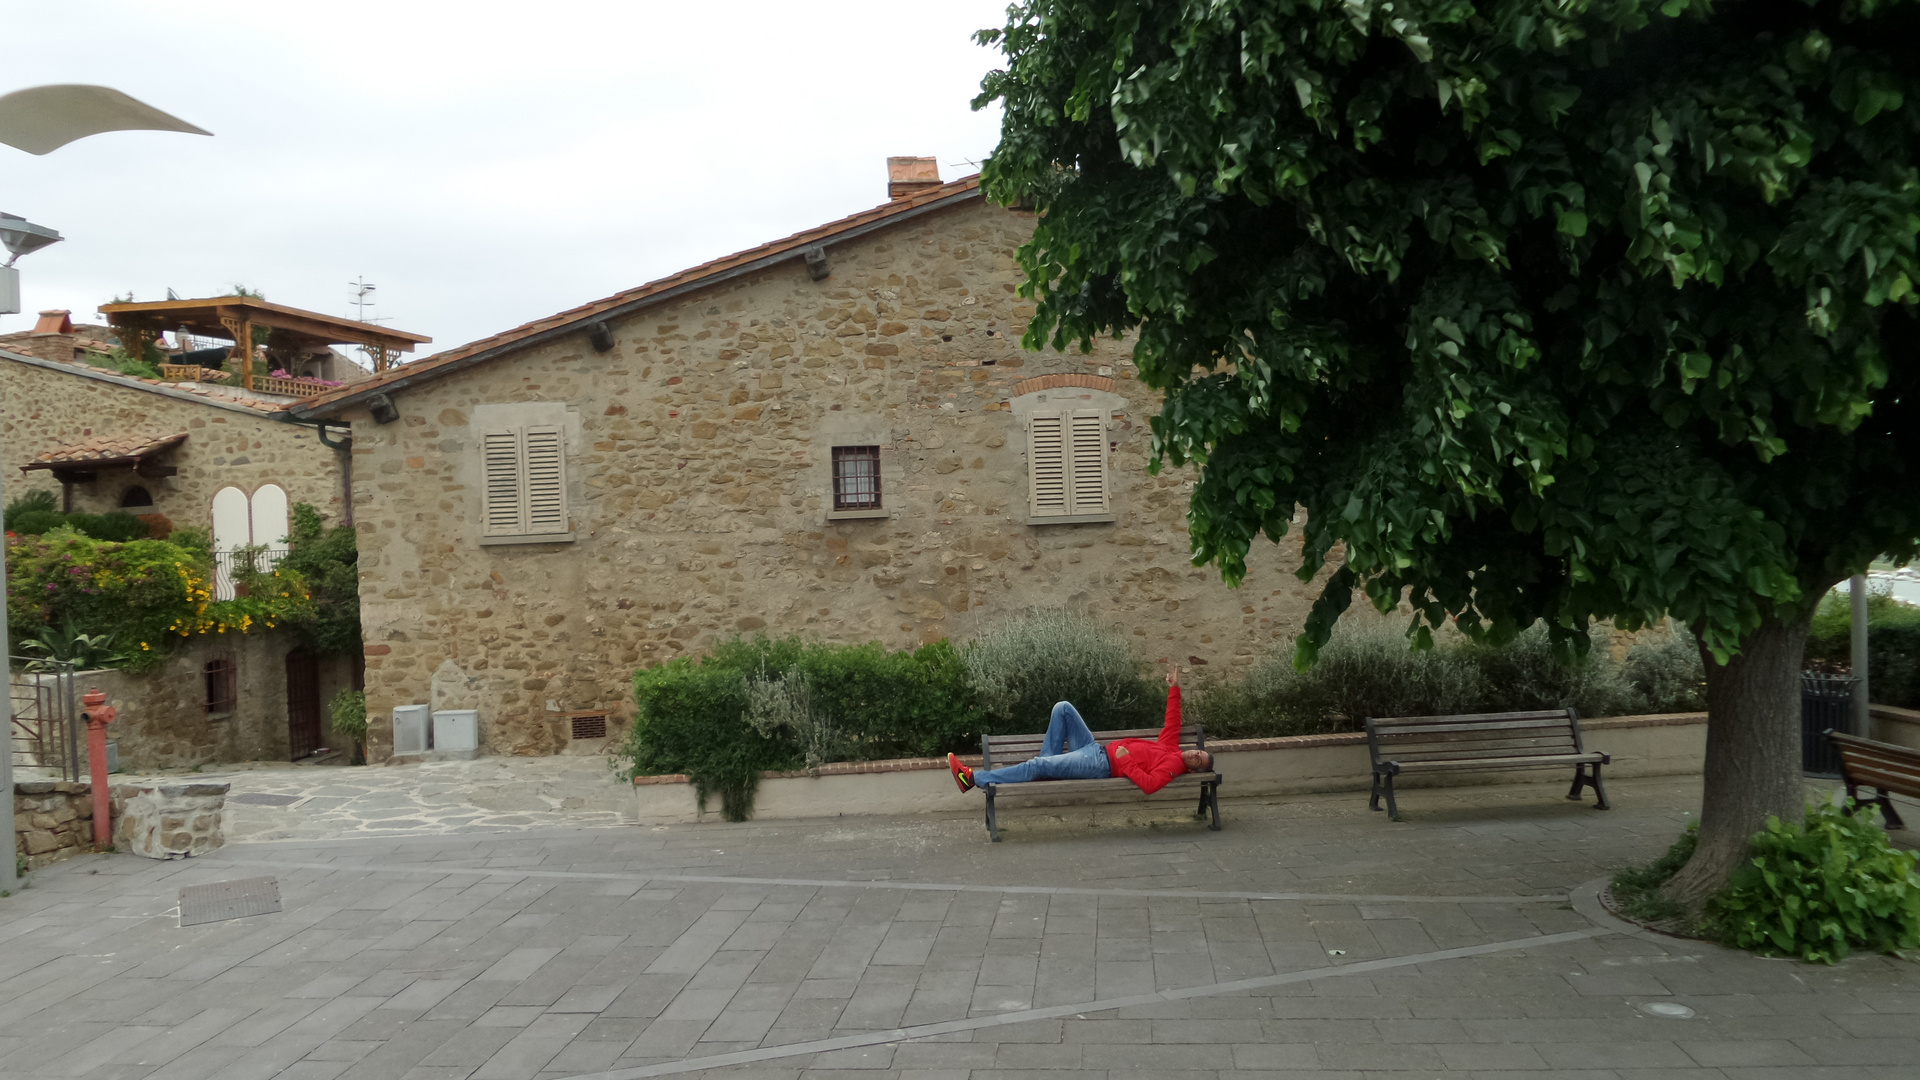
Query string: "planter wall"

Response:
xmin=635 ymin=712 xmax=1709 ymax=825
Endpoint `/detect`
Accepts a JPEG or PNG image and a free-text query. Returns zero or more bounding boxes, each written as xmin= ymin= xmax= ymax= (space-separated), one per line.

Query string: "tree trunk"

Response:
xmin=1661 ymin=610 xmax=1816 ymax=910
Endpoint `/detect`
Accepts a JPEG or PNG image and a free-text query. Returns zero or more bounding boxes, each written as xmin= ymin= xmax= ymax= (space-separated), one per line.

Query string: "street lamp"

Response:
xmin=1 ymin=212 xmax=64 ymax=316
xmin=1 ymin=83 xmax=208 ymax=891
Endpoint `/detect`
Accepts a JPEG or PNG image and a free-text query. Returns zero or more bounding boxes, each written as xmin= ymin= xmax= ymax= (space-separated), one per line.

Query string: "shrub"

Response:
xmin=4 ymin=490 xmax=57 ymax=530
xmin=278 ymin=504 xmax=361 ymax=655
xmin=1190 ymin=620 xmax=1706 ymax=737
xmin=1806 ymin=589 xmax=1920 ymax=708
xmin=7 ymin=507 xmax=156 ymax=542
xmin=1621 ymin=627 xmax=1707 ymax=713
xmin=962 ymin=608 xmax=1160 ymax=732
xmin=626 ymin=653 xmax=793 ymax=821
xmin=329 ymin=689 xmax=368 ymax=765
xmin=1705 ymin=802 xmax=1920 ymax=963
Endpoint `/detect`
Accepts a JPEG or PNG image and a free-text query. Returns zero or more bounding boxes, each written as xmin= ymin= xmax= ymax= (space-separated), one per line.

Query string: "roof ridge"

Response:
xmin=293 ymin=175 xmax=986 ymax=416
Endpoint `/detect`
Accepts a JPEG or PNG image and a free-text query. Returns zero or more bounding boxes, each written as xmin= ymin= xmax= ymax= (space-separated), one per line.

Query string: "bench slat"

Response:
xmin=1373 ymin=709 xmax=1572 ymax=726
xmin=1372 ymin=717 xmax=1576 ymax=735
xmin=1840 ymin=764 xmax=1920 ymax=792
xmin=1374 ymin=733 xmax=1578 ymax=750
xmin=1394 ymin=752 xmax=1603 ymax=772
xmin=1386 ymin=745 xmax=1591 ymax=764
xmin=985 ymin=772 xmax=1217 ymax=796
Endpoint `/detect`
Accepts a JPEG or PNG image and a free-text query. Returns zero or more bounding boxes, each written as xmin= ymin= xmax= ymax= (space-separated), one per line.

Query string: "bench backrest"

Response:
xmin=982 ymin=724 xmax=1205 ymax=769
xmin=1829 ymin=730 xmax=1920 ymax=797
xmin=1365 ymin=708 xmax=1585 ymax=765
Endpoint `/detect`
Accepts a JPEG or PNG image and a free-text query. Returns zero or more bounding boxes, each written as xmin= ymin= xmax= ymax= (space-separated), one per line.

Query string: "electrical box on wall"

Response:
xmin=432 ymin=709 xmax=479 ymax=753
xmin=392 ymin=704 xmax=430 ymax=754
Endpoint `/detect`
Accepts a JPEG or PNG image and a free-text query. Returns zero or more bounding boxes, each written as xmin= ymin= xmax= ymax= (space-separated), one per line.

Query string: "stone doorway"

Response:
xmin=285 ymin=649 xmax=322 ymax=760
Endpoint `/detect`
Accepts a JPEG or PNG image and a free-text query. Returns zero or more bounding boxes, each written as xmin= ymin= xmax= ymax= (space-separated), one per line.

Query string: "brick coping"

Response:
xmin=632 ymin=711 xmax=1709 ymax=786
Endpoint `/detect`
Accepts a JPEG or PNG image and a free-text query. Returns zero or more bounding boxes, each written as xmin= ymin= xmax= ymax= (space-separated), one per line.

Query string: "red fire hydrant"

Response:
xmin=80 ymin=688 xmax=116 ymax=848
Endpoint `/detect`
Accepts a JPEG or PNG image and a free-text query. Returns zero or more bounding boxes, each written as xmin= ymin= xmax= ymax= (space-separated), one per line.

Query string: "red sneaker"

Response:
xmin=947 ymin=753 xmax=975 ymax=793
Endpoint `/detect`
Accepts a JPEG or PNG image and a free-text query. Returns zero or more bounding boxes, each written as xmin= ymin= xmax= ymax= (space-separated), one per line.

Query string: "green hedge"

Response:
xmin=1805 ymin=590 xmax=1920 ymax=708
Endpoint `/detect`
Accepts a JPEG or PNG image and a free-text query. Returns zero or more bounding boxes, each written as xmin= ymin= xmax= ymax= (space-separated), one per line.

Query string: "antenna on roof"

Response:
xmin=348 ymin=276 xmax=386 ymax=323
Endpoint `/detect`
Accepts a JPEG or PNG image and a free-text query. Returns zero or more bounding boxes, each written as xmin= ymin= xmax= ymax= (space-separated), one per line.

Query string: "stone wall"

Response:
xmin=342 ymin=196 xmax=1338 ymax=759
xmin=77 ymin=634 xmax=360 ymax=771
xmin=13 ymin=781 xmax=95 ymax=870
xmin=0 ymin=353 xmax=347 ymax=528
xmin=111 ymin=782 xmax=227 ymax=859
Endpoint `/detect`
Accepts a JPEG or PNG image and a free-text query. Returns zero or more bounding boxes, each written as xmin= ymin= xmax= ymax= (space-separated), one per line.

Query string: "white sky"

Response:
xmin=1 ymin=0 xmax=1010 ymax=356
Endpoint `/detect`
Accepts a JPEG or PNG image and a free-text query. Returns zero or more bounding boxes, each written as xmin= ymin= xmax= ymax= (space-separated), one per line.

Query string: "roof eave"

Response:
xmin=292 ymin=184 xmax=988 ymax=420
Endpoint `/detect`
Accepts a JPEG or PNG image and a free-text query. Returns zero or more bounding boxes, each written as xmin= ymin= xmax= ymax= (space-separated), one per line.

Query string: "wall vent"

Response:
xmin=568 ymin=711 xmax=608 ymax=741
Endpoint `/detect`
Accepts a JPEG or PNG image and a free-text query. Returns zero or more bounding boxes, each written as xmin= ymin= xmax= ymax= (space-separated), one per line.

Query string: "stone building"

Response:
xmin=2 ymin=343 xmax=359 ymax=767
xmin=294 ymin=161 xmax=1329 ymax=760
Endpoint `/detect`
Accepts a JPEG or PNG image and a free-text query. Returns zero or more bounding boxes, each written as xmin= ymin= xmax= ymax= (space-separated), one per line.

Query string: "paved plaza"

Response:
xmin=0 ymin=770 xmax=1915 ymax=1080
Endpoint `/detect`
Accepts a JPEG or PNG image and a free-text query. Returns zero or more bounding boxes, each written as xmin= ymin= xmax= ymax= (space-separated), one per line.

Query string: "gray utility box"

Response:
xmin=432 ymin=710 xmax=479 ymax=754
xmin=392 ymin=704 xmax=431 ymax=754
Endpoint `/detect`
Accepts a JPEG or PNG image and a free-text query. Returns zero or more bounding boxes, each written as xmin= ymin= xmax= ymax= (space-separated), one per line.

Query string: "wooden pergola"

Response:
xmin=99 ymin=295 xmax=431 ymax=392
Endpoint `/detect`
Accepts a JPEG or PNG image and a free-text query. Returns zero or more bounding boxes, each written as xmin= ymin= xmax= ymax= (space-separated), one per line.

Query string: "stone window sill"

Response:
xmin=826 ymin=507 xmax=889 ymax=521
xmin=206 ymin=711 xmax=233 ymax=721
xmin=1026 ymin=512 xmax=1116 ymax=526
xmin=479 ymin=532 xmax=576 ymax=547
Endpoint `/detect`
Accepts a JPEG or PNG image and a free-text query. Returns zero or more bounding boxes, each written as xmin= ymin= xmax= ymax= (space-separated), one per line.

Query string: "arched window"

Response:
xmin=210 ymin=484 xmax=295 ymax=599
xmin=119 ymin=485 xmax=154 ymax=509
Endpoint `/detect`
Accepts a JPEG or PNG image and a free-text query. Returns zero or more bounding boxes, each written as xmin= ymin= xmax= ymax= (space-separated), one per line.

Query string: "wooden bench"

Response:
xmin=978 ymin=726 xmax=1222 ymax=842
xmin=1827 ymin=730 xmax=1919 ymax=830
xmin=1364 ymin=708 xmax=1609 ymax=821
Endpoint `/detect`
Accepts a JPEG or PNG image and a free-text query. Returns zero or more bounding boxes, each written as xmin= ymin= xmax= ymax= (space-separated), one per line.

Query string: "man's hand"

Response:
xmin=1165 ymin=663 xmax=1181 ymax=689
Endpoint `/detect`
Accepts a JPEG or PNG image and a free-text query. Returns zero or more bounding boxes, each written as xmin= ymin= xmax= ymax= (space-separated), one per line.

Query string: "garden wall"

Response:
xmin=13 ymin=781 xmax=94 ymax=870
xmin=76 ymin=633 xmax=359 ymax=771
xmin=1871 ymin=704 xmax=1920 ymax=750
xmin=633 ymin=712 xmax=1709 ymax=824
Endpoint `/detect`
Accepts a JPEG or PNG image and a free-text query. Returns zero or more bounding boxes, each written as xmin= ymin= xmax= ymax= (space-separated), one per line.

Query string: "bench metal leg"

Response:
xmin=1566 ymin=769 xmax=1587 ymax=802
xmin=1207 ymin=780 xmax=1222 ymax=831
xmin=1369 ymin=772 xmax=1384 ymax=812
xmin=1588 ymin=763 xmax=1609 ymax=810
xmin=1196 ymin=783 xmax=1210 ymax=819
xmin=1381 ymin=773 xmax=1401 ymax=822
xmin=985 ymin=787 xmax=999 ymax=842
xmin=1876 ymin=790 xmax=1906 ymax=830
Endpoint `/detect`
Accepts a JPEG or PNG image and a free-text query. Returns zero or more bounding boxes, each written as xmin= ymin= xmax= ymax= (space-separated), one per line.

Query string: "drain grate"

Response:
xmin=179 ymin=876 xmax=282 ymax=927
xmin=228 ymin=792 xmax=303 ymax=806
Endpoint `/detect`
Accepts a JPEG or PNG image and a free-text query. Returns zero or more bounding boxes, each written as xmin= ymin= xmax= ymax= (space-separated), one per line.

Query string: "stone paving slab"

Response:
xmin=0 ymin=774 xmax=1913 ymax=1080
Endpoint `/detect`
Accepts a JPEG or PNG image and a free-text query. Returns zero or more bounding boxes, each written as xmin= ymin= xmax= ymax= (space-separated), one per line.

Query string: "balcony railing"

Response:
xmin=213 ymin=548 xmax=290 ymax=601
xmin=157 ymin=363 xmax=230 ymax=383
xmin=250 ymin=374 xmax=330 ymax=398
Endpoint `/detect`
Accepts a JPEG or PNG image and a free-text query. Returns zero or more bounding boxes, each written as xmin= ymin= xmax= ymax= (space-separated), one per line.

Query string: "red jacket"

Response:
xmin=1105 ymin=686 xmax=1188 ymax=794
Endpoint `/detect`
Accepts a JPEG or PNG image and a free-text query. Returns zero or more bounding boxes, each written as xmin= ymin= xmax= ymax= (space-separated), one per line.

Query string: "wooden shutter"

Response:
xmin=482 ymin=426 xmax=569 ymax=537
xmin=1066 ymin=409 xmax=1108 ymax=515
xmin=1028 ymin=413 xmax=1067 ymax=517
xmin=523 ymin=425 xmax=566 ymax=533
xmin=482 ymin=430 xmax=525 ymax=535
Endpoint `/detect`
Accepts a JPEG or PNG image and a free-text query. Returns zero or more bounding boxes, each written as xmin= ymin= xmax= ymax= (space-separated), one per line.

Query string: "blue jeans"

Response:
xmin=974 ymin=702 xmax=1112 ymax=784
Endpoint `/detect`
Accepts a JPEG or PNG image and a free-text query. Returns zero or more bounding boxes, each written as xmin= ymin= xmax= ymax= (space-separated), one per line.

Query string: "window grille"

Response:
xmin=832 ymin=445 xmax=883 ymax=511
xmin=204 ymin=657 xmax=237 ymax=717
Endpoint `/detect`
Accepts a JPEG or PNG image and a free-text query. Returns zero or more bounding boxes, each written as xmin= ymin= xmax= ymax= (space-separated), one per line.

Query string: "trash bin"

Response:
xmin=1800 ymin=672 xmax=1855 ymax=777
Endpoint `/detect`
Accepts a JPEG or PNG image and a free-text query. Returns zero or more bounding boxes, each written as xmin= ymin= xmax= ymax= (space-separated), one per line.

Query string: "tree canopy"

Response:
xmin=976 ymin=0 xmax=1920 ymax=666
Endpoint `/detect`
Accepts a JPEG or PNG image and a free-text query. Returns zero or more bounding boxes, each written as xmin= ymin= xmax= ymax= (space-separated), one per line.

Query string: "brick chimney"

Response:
xmin=29 ymin=309 xmax=77 ymax=363
xmin=887 ymin=156 xmax=941 ymax=201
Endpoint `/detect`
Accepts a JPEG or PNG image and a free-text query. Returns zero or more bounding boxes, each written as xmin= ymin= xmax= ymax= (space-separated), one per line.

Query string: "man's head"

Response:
xmin=1182 ymin=749 xmax=1213 ymax=772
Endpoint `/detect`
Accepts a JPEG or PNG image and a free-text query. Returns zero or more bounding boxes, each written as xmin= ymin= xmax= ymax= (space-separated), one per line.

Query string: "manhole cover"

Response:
xmin=179 ymin=877 xmax=281 ymax=927
xmin=1640 ymin=1001 xmax=1696 ymax=1019
xmin=228 ymin=792 xmax=303 ymax=806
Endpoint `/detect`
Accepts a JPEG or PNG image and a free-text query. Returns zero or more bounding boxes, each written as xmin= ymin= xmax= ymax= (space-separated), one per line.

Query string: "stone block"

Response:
xmin=110 ymin=782 xmax=229 ymax=860
xmin=21 ymin=830 xmax=59 ymax=855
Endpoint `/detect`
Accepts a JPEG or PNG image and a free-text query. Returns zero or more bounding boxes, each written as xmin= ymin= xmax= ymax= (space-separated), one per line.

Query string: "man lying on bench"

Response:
xmin=947 ymin=664 xmax=1211 ymax=793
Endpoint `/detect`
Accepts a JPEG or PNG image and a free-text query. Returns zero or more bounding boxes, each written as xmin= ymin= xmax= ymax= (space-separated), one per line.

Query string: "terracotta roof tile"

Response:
xmin=295 ymin=175 xmax=986 ymax=415
xmin=25 ymin=431 xmax=188 ymax=469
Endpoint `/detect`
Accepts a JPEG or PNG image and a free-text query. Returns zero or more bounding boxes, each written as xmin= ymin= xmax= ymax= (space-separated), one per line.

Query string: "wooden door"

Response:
xmin=285 ymin=649 xmax=322 ymax=760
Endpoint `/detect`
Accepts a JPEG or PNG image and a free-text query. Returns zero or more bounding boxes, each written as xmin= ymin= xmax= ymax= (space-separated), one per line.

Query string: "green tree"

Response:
xmin=279 ymin=502 xmax=360 ymax=655
xmin=976 ymin=0 xmax=1920 ymax=904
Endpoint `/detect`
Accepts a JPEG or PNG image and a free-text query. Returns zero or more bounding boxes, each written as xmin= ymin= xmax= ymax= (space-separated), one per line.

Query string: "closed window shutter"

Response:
xmin=482 ymin=431 xmax=525 ymax=536
xmin=523 ymin=425 xmax=567 ymax=533
xmin=1028 ymin=413 xmax=1067 ymax=517
xmin=1067 ymin=410 xmax=1108 ymax=515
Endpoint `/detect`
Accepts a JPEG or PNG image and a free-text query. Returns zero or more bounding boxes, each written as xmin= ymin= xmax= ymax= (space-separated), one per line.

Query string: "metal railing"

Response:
xmin=10 ymin=659 xmax=79 ymax=781
xmin=213 ymin=547 xmax=290 ymax=601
